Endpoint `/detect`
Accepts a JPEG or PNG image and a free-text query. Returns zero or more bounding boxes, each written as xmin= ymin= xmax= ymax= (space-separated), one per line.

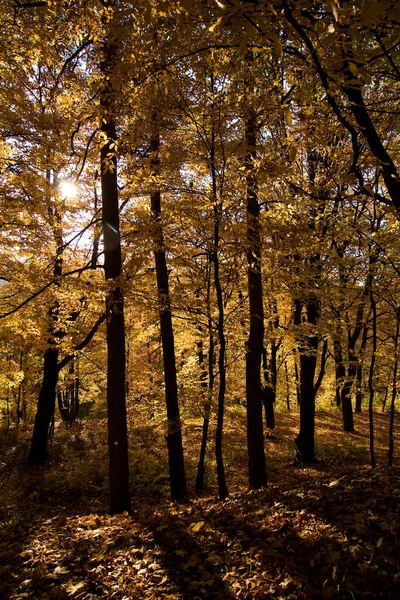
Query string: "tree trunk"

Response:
xmin=150 ymin=121 xmax=187 ymax=502
xmin=388 ymin=312 xmax=399 ymax=466
xmin=214 ymin=243 xmax=228 ymax=498
xmin=334 ymin=338 xmax=345 ymax=408
xmin=29 ymin=346 xmax=59 ymax=463
xmin=29 ymin=171 xmax=63 ymax=463
xmin=341 ymin=377 xmax=355 ymax=432
xmin=295 ymin=300 xmax=319 ymax=463
xmin=195 ymin=323 xmax=212 ymax=491
xmin=284 ymin=361 xmax=290 ymax=411
xmin=207 ymin=75 xmax=228 ymax=498
xmin=262 ymin=345 xmax=276 ymax=431
xmin=16 ymin=351 xmax=23 ymax=424
xmin=100 ymin=20 xmax=131 ymax=513
xmin=213 ymin=208 xmax=228 ymax=499
xmin=245 ymin=53 xmax=267 ymax=488
xmin=368 ymin=255 xmax=377 ymax=468
xmin=355 ymin=324 xmax=368 ymax=412
xmin=294 ymin=351 xmax=301 ymax=406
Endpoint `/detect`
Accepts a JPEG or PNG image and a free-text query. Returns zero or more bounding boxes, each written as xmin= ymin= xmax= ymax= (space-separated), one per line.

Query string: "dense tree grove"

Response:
xmin=0 ymin=0 xmax=399 ymax=513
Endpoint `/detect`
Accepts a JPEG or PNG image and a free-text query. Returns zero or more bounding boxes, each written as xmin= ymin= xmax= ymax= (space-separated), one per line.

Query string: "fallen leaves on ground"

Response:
xmin=0 ymin=411 xmax=399 ymax=599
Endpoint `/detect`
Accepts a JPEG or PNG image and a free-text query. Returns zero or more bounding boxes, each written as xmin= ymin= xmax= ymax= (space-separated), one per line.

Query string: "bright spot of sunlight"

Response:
xmin=59 ymin=180 xmax=78 ymax=199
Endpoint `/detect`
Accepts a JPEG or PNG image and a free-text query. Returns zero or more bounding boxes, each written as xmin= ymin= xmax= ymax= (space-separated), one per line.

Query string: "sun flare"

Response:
xmin=59 ymin=180 xmax=78 ymax=199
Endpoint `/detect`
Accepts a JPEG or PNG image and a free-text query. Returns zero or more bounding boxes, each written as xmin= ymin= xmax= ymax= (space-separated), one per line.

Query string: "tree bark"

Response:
xmin=150 ymin=120 xmax=187 ymax=502
xmin=368 ymin=253 xmax=377 ymax=468
xmin=245 ymin=55 xmax=267 ymax=488
xmin=28 ymin=346 xmax=59 ymax=463
xmin=195 ymin=331 xmax=212 ymax=491
xmin=100 ymin=17 xmax=131 ymax=513
xmin=262 ymin=345 xmax=276 ymax=431
xmin=294 ymin=300 xmax=319 ymax=463
xmin=355 ymin=324 xmax=368 ymax=412
xmin=388 ymin=312 xmax=399 ymax=466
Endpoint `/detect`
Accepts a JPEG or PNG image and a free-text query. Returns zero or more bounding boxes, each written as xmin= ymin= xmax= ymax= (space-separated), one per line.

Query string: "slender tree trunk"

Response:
xmin=195 ymin=337 xmax=211 ymax=491
xmin=294 ymin=351 xmax=301 ymax=406
xmin=284 ymin=361 xmax=290 ymax=411
xmin=100 ymin=22 xmax=131 ymax=513
xmin=355 ymin=324 xmax=368 ymax=412
xmin=150 ymin=120 xmax=187 ymax=502
xmin=388 ymin=313 xmax=399 ymax=466
xmin=206 ymin=77 xmax=228 ymax=498
xmin=314 ymin=337 xmax=328 ymax=398
xmin=334 ymin=338 xmax=345 ymax=408
xmin=262 ymin=300 xmax=279 ymax=430
xmin=341 ymin=289 xmax=368 ymax=432
xmin=368 ymin=259 xmax=377 ymax=468
xmin=262 ymin=345 xmax=276 ymax=431
xmin=341 ymin=367 xmax=355 ymax=432
xmin=16 ymin=351 xmax=23 ymax=424
xmin=196 ymin=262 xmax=213 ymax=492
xmin=245 ymin=54 xmax=267 ymax=488
xmin=382 ymin=387 xmax=389 ymax=413
xmin=213 ymin=238 xmax=228 ymax=498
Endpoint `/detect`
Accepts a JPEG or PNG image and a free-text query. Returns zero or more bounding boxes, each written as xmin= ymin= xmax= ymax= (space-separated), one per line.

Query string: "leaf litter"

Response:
xmin=0 ymin=411 xmax=399 ymax=599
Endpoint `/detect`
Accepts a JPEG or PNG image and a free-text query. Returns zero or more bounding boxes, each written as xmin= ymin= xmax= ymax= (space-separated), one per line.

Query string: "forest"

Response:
xmin=0 ymin=0 xmax=399 ymax=598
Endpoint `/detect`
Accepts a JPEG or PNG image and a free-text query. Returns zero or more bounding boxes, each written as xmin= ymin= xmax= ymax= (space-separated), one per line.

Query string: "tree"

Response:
xmin=98 ymin=0 xmax=131 ymax=513
xmin=149 ymin=105 xmax=187 ymax=501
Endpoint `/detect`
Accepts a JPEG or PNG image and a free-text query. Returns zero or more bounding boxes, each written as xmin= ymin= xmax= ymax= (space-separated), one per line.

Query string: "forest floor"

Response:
xmin=0 ymin=408 xmax=399 ymax=600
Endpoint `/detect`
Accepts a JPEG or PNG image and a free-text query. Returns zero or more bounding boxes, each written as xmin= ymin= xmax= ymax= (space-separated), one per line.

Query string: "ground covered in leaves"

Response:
xmin=0 ymin=410 xmax=399 ymax=599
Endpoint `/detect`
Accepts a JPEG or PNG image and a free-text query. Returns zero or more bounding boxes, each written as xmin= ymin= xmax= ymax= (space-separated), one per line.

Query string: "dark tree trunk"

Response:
xmin=100 ymin=23 xmax=131 ymax=514
xmin=314 ymin=337 xmax=328 ymax=398
xmin=340 ymin=282 xmax=369 ymax=432
xmin=367 ymin=251 xmax=377 ymax=468
xmin=213 ymin=212 xmax=228 ymax=499
xmin=245 ymin=92 xmax=267 ymax=489
xmin=355 ymin=324 xmax=368 ymax=412
xmin=246 ymin=144 xmax=267 ymax=482
xmin=28 ymin=346 xmax=59 ymax=463
xmin=341 ymin=376 xmax=355 ymax=432
xmin=195 ymin=319 xmax=213 ymax=492
xmin=262 ymin=345 xmax=276 ymax=430
xmin=284 ymin=361 xmax=290 ymax=411
xmin=334 ymin=338 xmax=345 ymax=408
xmin=294 ymin=352 xmax=301 ymax=406
xmin=207 ymin=76 xmax=228 ymax=498
xmin=294 ymin=300 xmax=319 ymax=463
xmin=368 ymin=290 xmax=376 ymax=468
xmin=150 ymin=122 xmax=187 ymax=502
xmin=16 ymin=351 xmax=23 ymax=424
xmin=262 ymin=300 xmax=280 ymax=431
xmin=388 ymin=313 xmax=399 ymax=466
xmin=91 ymin=184 xmax=101 ymax=269
xmin=195 ymin=255 xmax=213 ymax=491
xmin=382 ymin=387 xmax=389 ymax=413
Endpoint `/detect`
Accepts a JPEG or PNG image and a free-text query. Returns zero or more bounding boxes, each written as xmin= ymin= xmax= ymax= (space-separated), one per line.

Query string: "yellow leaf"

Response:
xmin=348 ymin=61 xmax=358 ymax=76
xmin=376 ymin=537 xmax=383 ymax=548
xmin=288 ymin=145 xmax=297 ymax=161
xmin=285 ymin=108 xmax=292 ymax=126
xmin=191 ymin=521 xmax=205 ymax=533
xmin=209 ymin=15 xmax=223 ymax=32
